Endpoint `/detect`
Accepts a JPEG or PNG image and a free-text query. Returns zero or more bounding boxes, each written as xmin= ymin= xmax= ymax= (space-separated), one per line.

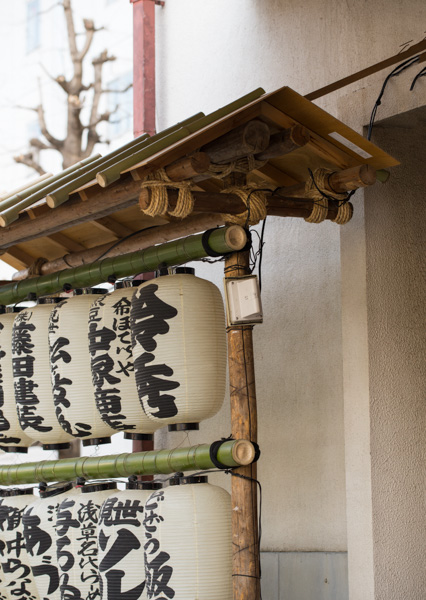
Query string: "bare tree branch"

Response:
xmin=79 ymin=19 xmax=96 ymax=62
xmin=102 ymin=83 xmax=133 ymax=94
xmin=13 ymin=153 xmax=47 ymax=175
xmin=30 ymin=137 xmax=57 ymax=151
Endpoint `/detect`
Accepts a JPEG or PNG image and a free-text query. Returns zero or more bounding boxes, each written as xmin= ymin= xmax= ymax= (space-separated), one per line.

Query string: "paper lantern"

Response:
xmin=48 ymin=289 xmax=116 ymax=446
xmin=0 ymin=487 xmax=40 ymax=600
xmin=131 ymin=269 xmax=226 ymax=430
xmin=0 ymin=489 xmax=9 ymax=600
xmin=144 ymin=476 xmax=232 ymax=600
xmin=56 ymin=482 xmax=117 ymax=600
xmin=0 ymin=308 xmax=33 ymax=453
xmin=12 ymin=300 xmax=74 ymax=450
xmin=22 ymin=483 xmax=75 ymax=600
xmin=89 ymin=281 xmax=158 ymax=441
xmin=98 ymin=480 xmax=162 ymax=600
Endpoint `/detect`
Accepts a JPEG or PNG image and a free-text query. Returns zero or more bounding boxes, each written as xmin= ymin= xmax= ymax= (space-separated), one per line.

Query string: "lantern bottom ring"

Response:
xmin=123 ymin=432 xmax=154 ymax=441
xmin=42 ymin=442 xmax=71 ymax=451
xmin=168 ymin=423 xmax=200 ymax=432
xmin=0 ymin=445 xmax=28 ymax=454
xmin=82 ymin=436 xmax=111 ymax=447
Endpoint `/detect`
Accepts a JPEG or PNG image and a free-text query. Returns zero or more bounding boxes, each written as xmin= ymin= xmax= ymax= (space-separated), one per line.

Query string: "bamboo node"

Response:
xmin=139 ymin=168 xmax=194 ymax=219
xmin=304 ymin=168 xmax=348 ymax=224
xmin=220 ymin=186 xmax=267 ymax=226
xmin=207 ymin=154 xmax=267 ymax=179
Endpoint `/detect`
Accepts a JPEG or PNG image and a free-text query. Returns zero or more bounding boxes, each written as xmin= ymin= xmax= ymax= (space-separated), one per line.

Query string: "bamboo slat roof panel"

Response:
xmin=0 ymin=85 xmax=398 ymax=270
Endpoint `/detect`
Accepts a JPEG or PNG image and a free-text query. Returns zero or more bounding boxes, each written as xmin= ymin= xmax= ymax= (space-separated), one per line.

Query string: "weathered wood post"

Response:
xmin=225 ymin=249 xmax=261 ymax=600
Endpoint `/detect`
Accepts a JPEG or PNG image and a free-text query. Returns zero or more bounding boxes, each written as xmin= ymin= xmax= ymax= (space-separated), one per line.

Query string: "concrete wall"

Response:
xmin=365 ymin=109 xmax=425 ymax=599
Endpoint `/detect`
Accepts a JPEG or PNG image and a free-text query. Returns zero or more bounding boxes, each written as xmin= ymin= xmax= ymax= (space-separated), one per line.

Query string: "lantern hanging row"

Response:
xmin=0 ymin=269 xmax=227 ymax=451
xmin=0 ymin=475 xmax=232 ymax=600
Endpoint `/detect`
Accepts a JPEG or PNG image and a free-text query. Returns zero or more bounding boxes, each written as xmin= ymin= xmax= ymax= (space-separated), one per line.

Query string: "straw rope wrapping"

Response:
xmin=207 ymin=154 xmax=268 ymax=179
xmin=220 ymin=186 xmax=268 ymax=226
xmin=139 ymin=168 xmax=194 ymax=219
xmin=27 ymin=257 xmax=48 ymax=277
xmin=304 ymin=168 xmax=352 ymax=225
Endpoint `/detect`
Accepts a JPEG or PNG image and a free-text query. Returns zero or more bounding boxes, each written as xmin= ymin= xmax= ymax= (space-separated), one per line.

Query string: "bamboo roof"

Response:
xmin=0 ymin=85 xmax=398 ymax=272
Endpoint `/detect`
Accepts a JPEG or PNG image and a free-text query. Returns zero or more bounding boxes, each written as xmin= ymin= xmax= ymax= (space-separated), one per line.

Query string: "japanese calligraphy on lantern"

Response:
xmin=12 ymin=310 xmax=53 ymax=435
xmin=131 ymin=283 xmax=180 ymax=421
xmin=143 ymin=490 xmax=174 ymax=600
xmin=0 ymin=494 xmax=40 ymax=600
xmin=99 ymin=491 xmax=151 ymax=600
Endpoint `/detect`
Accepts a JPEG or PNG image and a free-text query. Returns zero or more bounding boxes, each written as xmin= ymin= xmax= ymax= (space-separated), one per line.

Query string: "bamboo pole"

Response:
xmin=0 ymin=172 xmax=52 ymax=202
xmin=12 ymin=213 xmax=227 ymax=280
xmin=255 ymin=124 xmax=310 ymax=160
xmin=283 ymin=164 xmax=377 ymax=198
xmin=138 ymin=188 xmax=344 ymax=221
xmin=225 ymin=250 xmax=260 ymax=600
xmin=0 ymin=156 xmax=101 ymax=227
xmin=200 ymin=120 xmax=270 ymax=164
xmin=97 ymin=88 xmax=265 ymax=187
xmin=0 ymin=226 xmax=246 ymax=306
xmin=46 ymin=114 xmax=204 ymax=207
xmin=0 ymin=440 xmax=256 ymax=485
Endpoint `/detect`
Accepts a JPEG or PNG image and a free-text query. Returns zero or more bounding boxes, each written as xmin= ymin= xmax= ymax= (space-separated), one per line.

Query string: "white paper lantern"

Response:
xmin=12 ymin=301 xmax=74 ymax=450
xmin=0 ymin=309 xmax=33 ymax=453
xmin=0 ymin=490 xmax=10 ymax=600
xmin=89 ymin=282 xmax=158 ymax=441
xmin=56 ymin=482 xmax=117 ymax=600
xmin=98 ymin=480 xmax=162 ymax=600
xmin=143 ymin=476 xmax=232 ymax=600
xmin=131 ymin=270 xmax=226 ymax=430
xmin=0 ymin=488 xmax=40 ymax=600
xmin=22 ymin=483 xmax=75 ymax=600
xmin=48 ymin=290 xmax=116 ymax=446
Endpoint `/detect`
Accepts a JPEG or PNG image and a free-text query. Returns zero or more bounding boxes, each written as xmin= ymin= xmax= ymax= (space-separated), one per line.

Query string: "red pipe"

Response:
xmin=130 ymin=0 xmax=156 ymax=137
xmin=130 ymin=1 xmax=157 ymax=465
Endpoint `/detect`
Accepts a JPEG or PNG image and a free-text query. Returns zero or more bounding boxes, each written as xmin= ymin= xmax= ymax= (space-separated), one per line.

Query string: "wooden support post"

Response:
xmin=255 ymin=124 xmax=310 ymax=160
xmin=225 ymin=250 xmax=260 ymax=600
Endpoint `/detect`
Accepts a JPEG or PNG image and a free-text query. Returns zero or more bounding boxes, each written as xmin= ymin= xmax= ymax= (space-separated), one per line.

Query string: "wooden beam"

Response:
xmin=138 ymin=188 xmax=345 ymax=221
xmin=93 ymin=216 xmax=135 ymax=238
xmin=200 ymin=120 xmax=270 ymax=164
xmin=255 ymin=125 xmax=310 ymax=160
xmin=12 ymin=213 xmax=227 ymax=280
xmin=0 ymin=175 xmax=143 ymax=251
xmin=225 ymin=251 xmax=260 ymax=600
xmin=306 ymin=39 xmax=426 ymax=101
xmin=48 ymin=232 xmax=86 ymax=253
xmin=131 ymin=152 xmax=211 ymax=183
xmin=1 ymin=247 xmax=35 ymax=270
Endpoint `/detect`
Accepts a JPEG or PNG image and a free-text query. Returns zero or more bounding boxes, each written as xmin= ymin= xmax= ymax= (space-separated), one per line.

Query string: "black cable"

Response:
xmin=93 ymin=225 xmax=159 ymax=262
xmin=410 ymin=65 xmax=426 ymax=90
xmin=367 ymin=54 xmax=421 ymax=140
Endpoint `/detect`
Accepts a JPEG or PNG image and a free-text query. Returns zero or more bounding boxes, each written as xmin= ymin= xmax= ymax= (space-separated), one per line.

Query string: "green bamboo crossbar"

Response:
xmin=0 ymin=440 xmax=255 ymax=485
xmin=0 ymin=226 xmax=246 ymax=306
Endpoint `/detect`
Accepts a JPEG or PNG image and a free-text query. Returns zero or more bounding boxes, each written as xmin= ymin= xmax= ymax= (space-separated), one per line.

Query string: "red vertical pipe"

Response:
xmin=130 ymin=0 xmax=156 ymax=137
xmin=130 ymin=1 xmax=156 ymax=461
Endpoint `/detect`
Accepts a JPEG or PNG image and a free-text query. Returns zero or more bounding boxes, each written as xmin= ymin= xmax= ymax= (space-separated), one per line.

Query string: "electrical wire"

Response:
xmin=367 ymin=54 xmax=421 ymax=140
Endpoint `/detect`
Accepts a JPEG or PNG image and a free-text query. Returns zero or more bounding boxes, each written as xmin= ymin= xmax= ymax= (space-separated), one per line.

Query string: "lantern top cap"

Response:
xmin=179 ymin=475 xmax=208 ymax=485
xmin=173 ymin=267 xmax=195 ymax=276
xmin=7 ymin=487 xmax=34 ymax=496
xmin=75 ymin=287 xmax=108 ymax=295
xmin=40 ymin=482 xmax=73 ymax=498
xmin=38 ymin=297 xmax=64 ymax=305
xmin=126 ymin=480 xmax=163 ymax=490
xmin=82 ymin=482 xmax=117 ymax=493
